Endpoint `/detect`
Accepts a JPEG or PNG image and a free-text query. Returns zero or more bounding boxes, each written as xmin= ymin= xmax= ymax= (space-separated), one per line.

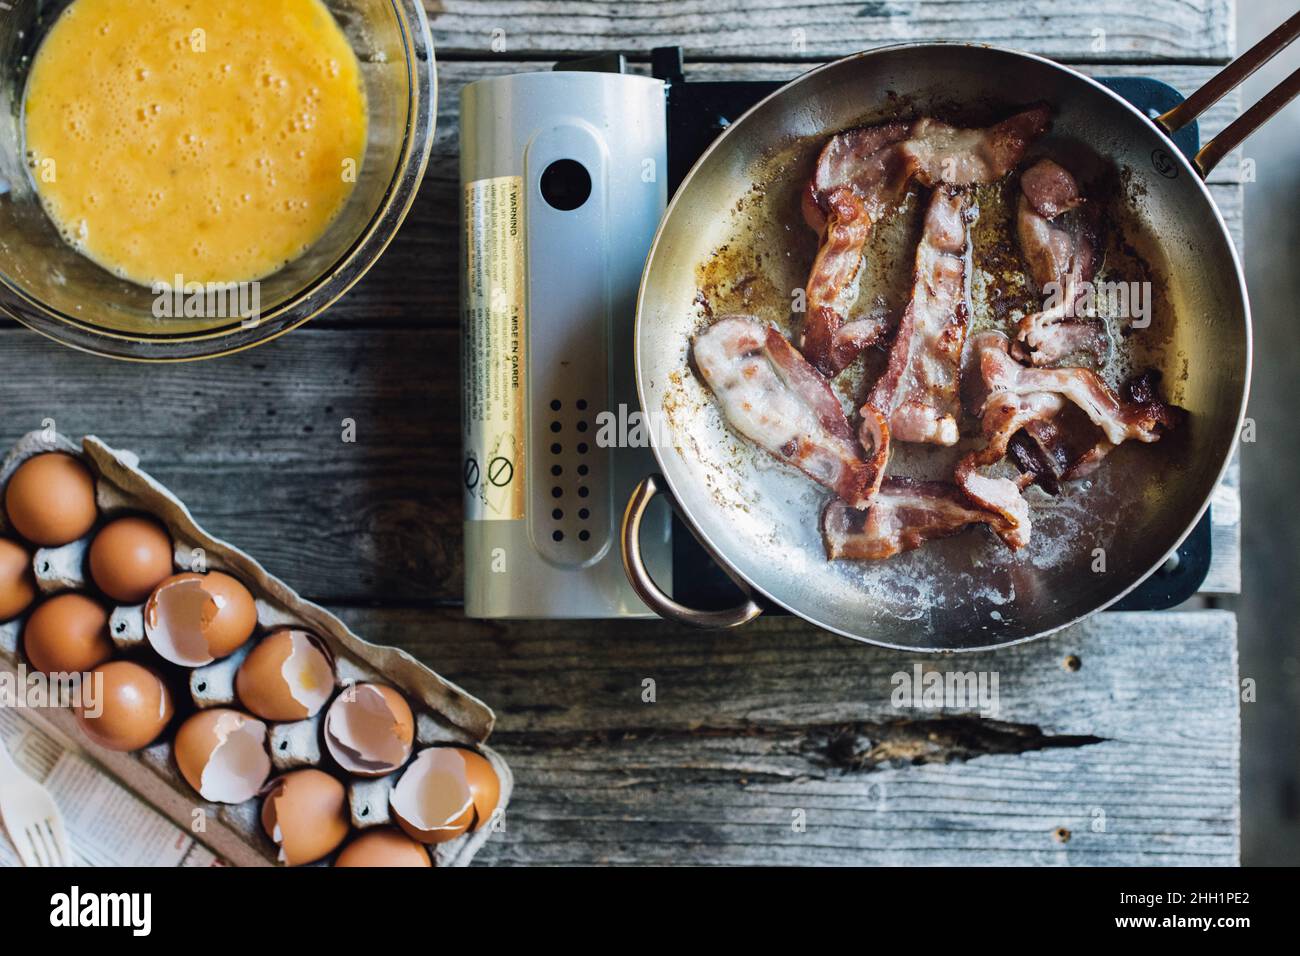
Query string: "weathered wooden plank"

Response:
xmin=0 ymin=328 xmax=461 ymax=602
xmin=425 ymin=0 xmax=1236 ymax=62
xmin=328 ymin=607 xmax=1239 ymax=865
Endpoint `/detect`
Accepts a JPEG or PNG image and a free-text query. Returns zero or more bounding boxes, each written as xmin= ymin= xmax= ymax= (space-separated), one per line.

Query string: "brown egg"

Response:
xmin=0 ymin=537 xmax=36 ymax=621
xmin=144 ymin=571 xmax=258 ymax=666
xmin=323 ymin=683 xmax=415 ymax=777
xmin=334 ymin=828 xmax=431 ymax=868
xmin=390 ymin=747 xmax=502 ymax=844
xmin=261 ymin=769 xmax=351 ymax=866
xmin=23 ymin=592 xmax=113 ymax=675
xmin=235 ymin=628 xmax=335 ymax=722
xmin=4 ymin=453 xmax=98 ymax=546
xmin=89 ymin=516 xmax=173 ymax=604
xmin=173 ymin=708 xmax=271 ymax=804
xmin=75 ymin=661 xmax=174 ymax=752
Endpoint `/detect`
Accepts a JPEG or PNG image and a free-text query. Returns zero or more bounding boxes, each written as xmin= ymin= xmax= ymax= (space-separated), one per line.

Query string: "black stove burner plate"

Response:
xmin=649 ymin=49 xmax=1212 ymax=614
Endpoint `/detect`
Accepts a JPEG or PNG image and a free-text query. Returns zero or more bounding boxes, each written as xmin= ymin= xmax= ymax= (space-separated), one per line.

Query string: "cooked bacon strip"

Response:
xmin=959 ymin=332 xmax=1181 ymax=515
xmin=901 ymin=106 xmax=1052 ymax=187
xmin=953 ymin=344 xmax=1059 ymax=551
xmin=829 ymin=311 xmax=894 ymax=371
xmin=976 ymin=331 xmax=1179 ymax=445
xmin=1013 ymin=158 xmax=1106 ymax=366
xmin=865 ymin=187 xmax=972 ymax=447
xmin=801 ymin=130 xmax=917 ymax=374
xmin=1009 ymin=410 xmax=1111 ymax=494
xmin=952 ymin=331 xmax=1067 ymax=548
xmin=954 ymin=463 xmax=1033 ymax=550
xmin=1010 ymin=369 xmax=1183 ymax=490
xmin=801 ymin=106 xmax=1050 ymax=375
xmin=1020 ymin=157 xmax=1084 ymax=218
xmin=801 ymin=188 xmax=894 ymax=373
xmin=692 ymin=316 xmax=885 ymax=508
xmin=803 ymin=121 xmax=914 ymax=234
xmin=822 ymin=477 xmax=1019 ymax=560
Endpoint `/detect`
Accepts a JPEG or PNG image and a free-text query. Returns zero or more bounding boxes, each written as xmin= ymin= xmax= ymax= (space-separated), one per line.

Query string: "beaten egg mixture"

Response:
xmin=23 ymin=0 xmax=368 ymax=286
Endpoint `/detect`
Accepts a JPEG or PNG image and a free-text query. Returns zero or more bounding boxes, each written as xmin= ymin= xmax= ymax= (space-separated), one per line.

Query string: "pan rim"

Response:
xmin=633 ymin=42 xmax=1253 ymax=652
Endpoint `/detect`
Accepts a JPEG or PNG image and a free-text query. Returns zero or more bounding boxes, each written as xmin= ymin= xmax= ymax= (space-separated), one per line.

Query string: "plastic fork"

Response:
xmin=0 ymin=737 xmax=71 ymax=867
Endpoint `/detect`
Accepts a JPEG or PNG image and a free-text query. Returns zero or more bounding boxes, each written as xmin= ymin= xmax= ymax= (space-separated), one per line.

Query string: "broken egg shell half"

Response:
xmin=334 ymin=827 xmax=431 ymax=868
xmin=144 ymin=571 xmax=257 ymax=667
xmin=235 ymin=628 xmax=335 ymax=722
xmin=324 ymin=683 xmax=415 ymax=778
xmin=390 ymin=747 xmax=501 ymax=845
xmin=75 ymin=660 xmax=174 ymax=752
xmin=260 ymin=768 xmax=351 ymax=866
xmin=174 ymin=708 xmax=271 ymax=804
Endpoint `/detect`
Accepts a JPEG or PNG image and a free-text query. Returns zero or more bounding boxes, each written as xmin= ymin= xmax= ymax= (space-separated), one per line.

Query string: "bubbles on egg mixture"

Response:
xmin=23 ymin=0 xmax=368 ymax=286
xmin=59 ymin=218 xmax=90 ymax=252
xmin=260 ymin=71 xmax=290 ymax=94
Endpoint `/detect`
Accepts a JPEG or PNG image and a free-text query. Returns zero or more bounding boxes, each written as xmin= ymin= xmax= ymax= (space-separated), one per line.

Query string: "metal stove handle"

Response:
xmin=621 ymin=475 xmax=763 ymax=629
xmin=1156 ymin=11 xmax=1300 ymax=178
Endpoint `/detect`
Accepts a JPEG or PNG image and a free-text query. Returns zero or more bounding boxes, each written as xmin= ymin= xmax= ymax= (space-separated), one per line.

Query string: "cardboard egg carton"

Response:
xmin=0 ymin=430 xmax=512 ymax=867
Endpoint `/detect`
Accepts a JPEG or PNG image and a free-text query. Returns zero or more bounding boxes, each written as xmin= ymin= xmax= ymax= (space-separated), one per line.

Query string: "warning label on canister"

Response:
xmin=463 ymin=175 xmax=526 ymax=521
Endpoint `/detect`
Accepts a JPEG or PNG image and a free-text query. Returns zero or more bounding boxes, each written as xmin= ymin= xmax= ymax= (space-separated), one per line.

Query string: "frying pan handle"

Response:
xmin=1155 ymin=11 xmax=1300 ymax=178
xmin=621 ymin=474 xmax=764 ymax=629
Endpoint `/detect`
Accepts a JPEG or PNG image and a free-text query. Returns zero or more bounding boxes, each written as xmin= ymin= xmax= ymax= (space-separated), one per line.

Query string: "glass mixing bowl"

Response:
xmin=0 ymin=0 xmax=435 ymax=360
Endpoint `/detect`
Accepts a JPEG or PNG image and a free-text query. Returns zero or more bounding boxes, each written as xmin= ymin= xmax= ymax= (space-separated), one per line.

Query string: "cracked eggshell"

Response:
xmin=0 ymin=538 xmax=36 ymax=621
xmin=390 ymin=747 xmax=501 ymax=845
xmin=174 ymin=708 xmax=271 ymax=804
xmin=76 ymin=660 xmax=174 ymax=752
xmin=334 ymin=827 xmax=431 ymax=868
xmin=3 ymin=452 xmax=98 ymax=546
xmin=324 ymin=683 xmax=415 ymax=777
xmin=144 ymin=571 xmax=257 ymax=666
xmin=236 ymin=628 xmax=335 ymax=722
xmin=89 ymin=515 xmax=174 ymax=604
xmin=23 ymin=592 xmax=113 ymax=675
xmin=260 ymin=768 xmax=350 ymax=866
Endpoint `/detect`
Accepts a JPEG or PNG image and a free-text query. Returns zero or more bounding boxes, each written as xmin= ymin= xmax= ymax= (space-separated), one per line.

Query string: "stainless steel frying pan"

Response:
xmin=621 ymin=18 xmax=1300 ymax=652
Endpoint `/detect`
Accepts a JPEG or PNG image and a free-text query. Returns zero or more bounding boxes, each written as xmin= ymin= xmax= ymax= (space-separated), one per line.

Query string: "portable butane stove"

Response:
xmin=459 ymin=49 xmax=1212 ymax=621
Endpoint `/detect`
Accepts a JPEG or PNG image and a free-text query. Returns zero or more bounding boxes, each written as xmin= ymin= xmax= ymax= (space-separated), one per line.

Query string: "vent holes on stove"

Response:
xmin=546 ymin=397 xmax=595 ymax=547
